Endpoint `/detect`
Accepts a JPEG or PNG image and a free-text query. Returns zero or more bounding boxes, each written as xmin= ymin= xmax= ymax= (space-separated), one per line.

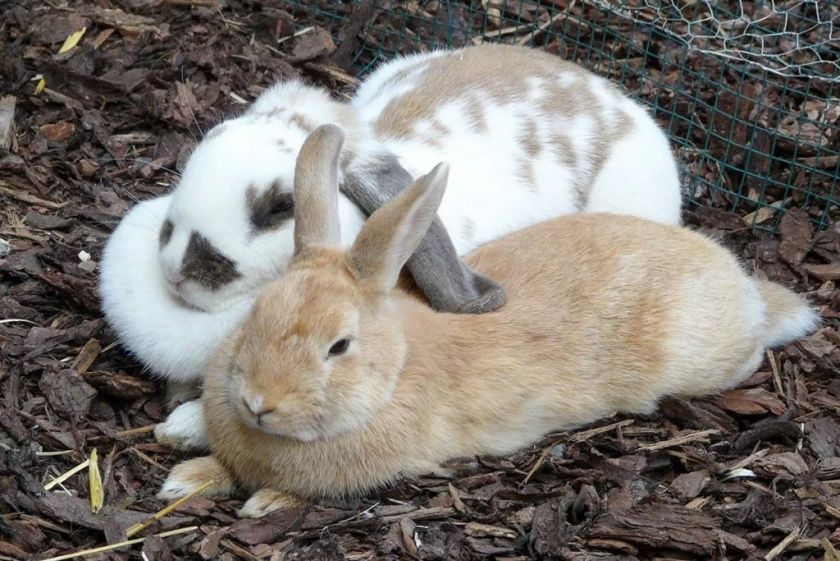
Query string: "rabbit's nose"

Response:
xmin=242 ymin=396 xmax=276 ymax=424
xmin=166 ymin=270 xmax=187 ymax=287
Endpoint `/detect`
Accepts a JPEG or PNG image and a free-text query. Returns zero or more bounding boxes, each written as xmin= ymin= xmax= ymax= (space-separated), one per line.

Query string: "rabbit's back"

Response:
xmin=451 ymin=213 xmax=768 ymax=415
xmin=354 ymin=44 xmax=603 ymax=132
xmin=353 ymin=44 xmax=681 ymax=254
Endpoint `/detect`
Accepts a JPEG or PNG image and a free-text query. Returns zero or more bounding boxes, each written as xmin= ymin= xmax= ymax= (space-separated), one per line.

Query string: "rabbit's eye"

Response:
xmin=270 ymin=196 xmax=294 ymax=217
xmin=248 ymin=181 xmax=294 ymax=232
xmin=328 ymin=338 xmax=351 ymax=357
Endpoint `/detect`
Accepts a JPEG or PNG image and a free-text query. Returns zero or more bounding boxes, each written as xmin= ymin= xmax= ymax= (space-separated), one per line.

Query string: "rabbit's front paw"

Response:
xmin=155 ymin=399 xmax=210 ymax=451
xmin=158 ymin=455 xmax=235 ymax=500
xmin=238 ymin=488 xmax=308 ymax=518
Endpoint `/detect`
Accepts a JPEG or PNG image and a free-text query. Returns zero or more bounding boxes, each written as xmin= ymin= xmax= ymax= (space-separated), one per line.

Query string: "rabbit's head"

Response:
xmin=214 ymin=124 xmax=448 ymax=441
xmin=157 ymin=82 xmax=360 ymax=313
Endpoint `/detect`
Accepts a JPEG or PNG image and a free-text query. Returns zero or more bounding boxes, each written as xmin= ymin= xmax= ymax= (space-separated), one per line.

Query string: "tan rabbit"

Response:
xmin=160 ymin=125 xmax=818 ymax=518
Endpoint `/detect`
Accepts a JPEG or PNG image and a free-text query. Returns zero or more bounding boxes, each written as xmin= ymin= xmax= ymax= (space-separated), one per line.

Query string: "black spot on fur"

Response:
xmin=180 ymin=232 xmax=240 ymax=290
xmin=159 ymin=219 xmax=173 ymax=247
xmin=247 ymin=181 xmax=294 ymax=232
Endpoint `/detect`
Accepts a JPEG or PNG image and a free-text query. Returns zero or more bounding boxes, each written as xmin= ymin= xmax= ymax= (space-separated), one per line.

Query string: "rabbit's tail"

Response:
xmin=755 ymin=280 xmax=819 ymax=348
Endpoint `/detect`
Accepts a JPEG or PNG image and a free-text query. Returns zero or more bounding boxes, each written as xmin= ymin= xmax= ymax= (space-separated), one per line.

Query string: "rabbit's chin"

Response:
xmin=172 ymin=279 xmax=258 ymax=314
xmin=161 ymin=283 xmax=203 ymax=312
xmin=249 ymin=421 xmax=326 ymax=443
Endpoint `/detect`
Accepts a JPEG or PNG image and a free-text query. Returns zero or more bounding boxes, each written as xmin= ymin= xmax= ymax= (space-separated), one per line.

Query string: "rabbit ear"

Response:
xmin=293 ymin=124 xmax=345 ymax=254
xmin=348 ymin=162 xmax=449 ymax=294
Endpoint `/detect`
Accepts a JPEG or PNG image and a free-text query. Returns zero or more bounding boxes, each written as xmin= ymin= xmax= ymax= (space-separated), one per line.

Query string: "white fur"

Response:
xmin=157 ymin=476 xmax=195 ymax=501
xmin=153 ymin=399 xmax=211 ymax=450
xmin=584 ymin=99 xmax=683 ymax=223
xmin=99 ymin=195 xmax=255 ymax=382
xmin=765 ymin=304 xmax=820 ymax=347
xmin=755 ymin=280 xmax=821 ymax=348
xmin=99 ymin=46 xmax=684 ymax=449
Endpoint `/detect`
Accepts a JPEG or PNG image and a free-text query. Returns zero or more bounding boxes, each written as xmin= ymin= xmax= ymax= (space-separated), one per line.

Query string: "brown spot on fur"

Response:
xmin=613 ymin=111 xmax=634 ymax=139
xmin=181 ymin=232 xmax=241 ymax=289
xmin=536 ymin=85 xmax=589 ymax=120
xmin=365 ymin=61 xmax=431 ymax=104
xmin=431 ymin=120 xmax=450 ymax=137
xmin=423 ymin=136 xmax=442 ymax=148
xmin=548 ymin=132 xmax=586 ymax=206
xmin=261 ymin=107 xmax=286 ymax=119
xmin=417 ymin=120 xmax=451 ymax=147
xmin=374 ymin=96 xmax=421 ymax=140
xmin=516 ymin=160 xmax=537 ymax=193
xmin=276 ymin=138 xmax=293 ymax=153
xmin=548 ymin=133 xmax=577 ymax=170
xmin=586 ymin=114 xmax=610 ymax=193
xmin=577 ymin=111 xmax=634 ymax=208
xmin=290 ymin=113 xmax=317 ymax=133
xmin=517 ymin=118 xmax=541 ymax=157
xmin=464 ymin=95 xmax=488 ymax=133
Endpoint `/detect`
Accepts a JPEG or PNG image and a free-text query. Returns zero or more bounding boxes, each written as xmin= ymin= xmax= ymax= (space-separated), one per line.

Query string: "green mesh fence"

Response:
xmin=288 ymin=1 xmax=839 ymax=232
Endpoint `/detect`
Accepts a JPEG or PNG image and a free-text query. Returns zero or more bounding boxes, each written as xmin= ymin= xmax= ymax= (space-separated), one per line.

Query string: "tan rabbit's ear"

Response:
xmin=348 ymin=162 xmax=449 ymax=294
xmin=293 ymin=124 xmax=345 ymax=254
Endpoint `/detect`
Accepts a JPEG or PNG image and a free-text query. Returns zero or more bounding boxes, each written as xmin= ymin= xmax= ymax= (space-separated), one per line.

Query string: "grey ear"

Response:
xmin=293 ymin=124 xmax=344 ymax=254
xmin=349 ymin=163 xmax=449 ymax=294
xmin=342 ymin=152 xmax=508 ymax=314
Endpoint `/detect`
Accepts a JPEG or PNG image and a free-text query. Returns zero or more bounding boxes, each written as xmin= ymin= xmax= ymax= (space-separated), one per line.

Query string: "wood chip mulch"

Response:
xmin=1 ymin=2 xmax=839 ymax=560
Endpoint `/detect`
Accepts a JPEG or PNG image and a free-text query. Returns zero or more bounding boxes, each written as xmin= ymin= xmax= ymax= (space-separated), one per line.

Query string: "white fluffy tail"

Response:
xmin=756 ymin=280 xmax=819 ymax=348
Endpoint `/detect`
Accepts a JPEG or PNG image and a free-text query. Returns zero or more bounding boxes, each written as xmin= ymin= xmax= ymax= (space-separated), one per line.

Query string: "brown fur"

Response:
xmin=517 ymin=118 xmax=541 ymax=158
xmin=289 ymin=112 xmax=317 ymax=133
xmin=172 ymin=211 xmax=805 ymax=508
xmin=463 ymin=94 xmax=489 ymax=133
xmin=373 ymin=44 xmax=596 ymax=140
xmin=162 ymin=127 xmax=815 ymax=513
xmin=292 ymin=126 xmax=344 ymax=250
xmin=582 ymin=112 xmax=634 ymax=205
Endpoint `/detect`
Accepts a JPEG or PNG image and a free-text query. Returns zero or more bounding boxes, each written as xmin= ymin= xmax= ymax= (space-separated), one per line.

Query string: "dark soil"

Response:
xmin=1 ymin=2 xmax=839 ymax=560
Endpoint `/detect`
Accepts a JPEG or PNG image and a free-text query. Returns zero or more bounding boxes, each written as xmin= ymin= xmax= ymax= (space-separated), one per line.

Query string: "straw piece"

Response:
xmin=89 ymin=449 xmax=104 ymax=514
xmin=765 ymin=527 xmax=800 ymax=560
xmin=570 ymin=419 xmax=635 ymax=442
xmin=114 ymin=425 xmax=156 ymax=438
xmin=638 ymin=429 xmax=719 ymax=451
xmin=125 ymin=479 xmax=216 ymax=538
xmin=44 ymin=459 xmax=90 ymax=491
